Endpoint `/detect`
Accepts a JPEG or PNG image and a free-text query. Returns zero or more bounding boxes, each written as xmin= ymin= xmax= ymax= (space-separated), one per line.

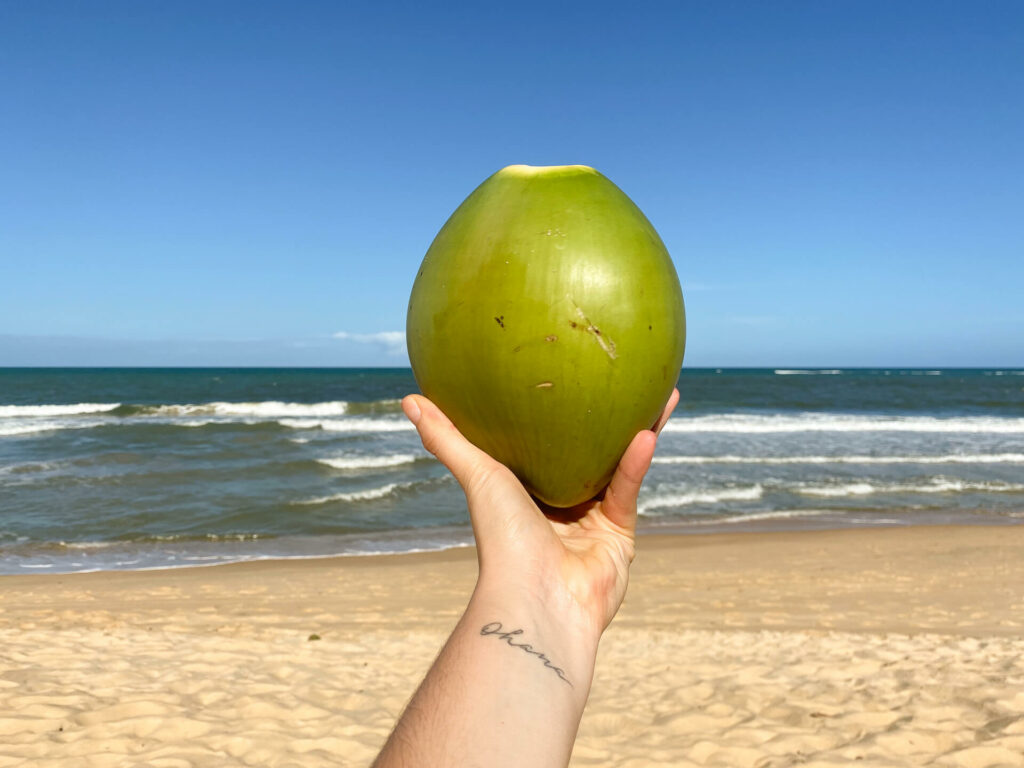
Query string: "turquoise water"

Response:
xmin=1 ymin=367 xmax=1023 ymax=574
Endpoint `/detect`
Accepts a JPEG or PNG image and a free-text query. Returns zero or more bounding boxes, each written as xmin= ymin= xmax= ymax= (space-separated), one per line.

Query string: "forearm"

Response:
xmin=372 ymin=583 xmax=600 ymax=767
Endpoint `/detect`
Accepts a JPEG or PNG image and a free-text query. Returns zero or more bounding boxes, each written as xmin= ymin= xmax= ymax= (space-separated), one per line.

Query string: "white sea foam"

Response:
xmin=801 ymin=482 xmax=877 ymax=497
xmin=279 ymin=418 xmax=413 ymax=433
xmin=638 ymin=485 xmax=764 ymax=514
xmin=660 ymin=413 xmax=1024 ymax=434
xmin=0 ymin=421 xmax=105 ymax=437
xmin=637 ymin=476 xmax=1024 ymax=513
xmin=0 ymin=400 xmax=359 ymax=438
xmin=0 ymin=423 xmax=58 ymax=437
xmin=653 ymin=453 xmax=1024 ymax=465
xmin=317 ymin=454 xmax=420 ymax=470
xmin=774 ymin=369 xmax=843 ymax=375
xmin=704 ymin=508 xmax=833 ymax=525
xmin=0 ymin=403 xmax=121 ymax=417
xmin=798 ymin=478 xmax=1024 ymax=497
xmin=211 ymin=401 xmax=351 ymax=417
xmin=146 ymin=401 xmax=350 ymax=418
xmin=295 ymin=482 xmax=405 ymax=505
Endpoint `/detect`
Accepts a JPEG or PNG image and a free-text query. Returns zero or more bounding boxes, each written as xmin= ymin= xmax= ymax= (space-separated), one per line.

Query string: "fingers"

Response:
xmin=652 ymin=388 xmax=679 ymax=435
xmin=404 ymin=390 xmax=677 ymax=539
xmin=402 ymin=395 xmax=497 ymax=492
xmin=601 ymin=429 xmax=657 ymax=534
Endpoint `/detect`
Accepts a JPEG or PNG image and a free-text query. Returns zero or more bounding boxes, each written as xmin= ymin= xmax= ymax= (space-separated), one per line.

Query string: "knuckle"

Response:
xmin=418 ymin=428 xmax=444 ymax=458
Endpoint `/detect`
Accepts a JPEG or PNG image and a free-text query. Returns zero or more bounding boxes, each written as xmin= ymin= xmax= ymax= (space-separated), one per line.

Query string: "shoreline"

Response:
xmin=2 ymin=514 xmax=1021 ymax=578
xmin=3 ymin=525 xmax=1023 ymax=766
xmin=3 ymin=524 xmax=1022 ymax=635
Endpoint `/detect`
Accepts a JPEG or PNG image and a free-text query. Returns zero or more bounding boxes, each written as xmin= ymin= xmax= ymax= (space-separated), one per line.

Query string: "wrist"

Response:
xmin=374 ymin=571 xmax=601 ymax=767
xmin=466 ymin=580 xmax=601 ymax=694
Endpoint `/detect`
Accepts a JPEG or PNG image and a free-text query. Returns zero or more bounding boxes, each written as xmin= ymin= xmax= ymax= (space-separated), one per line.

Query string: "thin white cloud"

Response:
xmin=333 ymin=330 xmax=407 ymax=355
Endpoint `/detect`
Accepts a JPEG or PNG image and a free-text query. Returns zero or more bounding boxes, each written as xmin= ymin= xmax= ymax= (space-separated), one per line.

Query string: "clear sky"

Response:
xmin=2 ymin=1 xmax=1022 ymax=367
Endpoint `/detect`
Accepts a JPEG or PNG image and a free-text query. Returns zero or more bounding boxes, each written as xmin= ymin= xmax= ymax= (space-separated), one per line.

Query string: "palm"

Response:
xmin=471 ymin=484 xmax=634 ymax=631
xmin=405 ymin=388 xmax=678 ymax=631
xmin=547 ymin=504 xmax=636 ymax=630
xmin=471 ymin=398 xmax=677 ymax=631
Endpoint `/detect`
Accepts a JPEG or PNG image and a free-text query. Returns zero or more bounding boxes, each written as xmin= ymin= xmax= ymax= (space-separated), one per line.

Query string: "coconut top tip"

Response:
xmin=498 ymin=164 xmax=599 ymax=177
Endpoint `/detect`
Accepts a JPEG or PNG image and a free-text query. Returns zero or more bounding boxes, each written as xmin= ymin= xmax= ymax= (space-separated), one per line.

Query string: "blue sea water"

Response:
xmin=1 ymin=367 xmax=1022 ymax=574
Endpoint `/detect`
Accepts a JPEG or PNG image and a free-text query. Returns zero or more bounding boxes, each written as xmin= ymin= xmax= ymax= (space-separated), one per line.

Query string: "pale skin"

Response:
xmin=372 ymin=387 xmax=680 ymax=768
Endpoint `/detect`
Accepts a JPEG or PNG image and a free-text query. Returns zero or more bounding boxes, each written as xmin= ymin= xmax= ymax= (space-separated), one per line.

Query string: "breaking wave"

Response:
xmin=639 ymin=485 xmax=764 ymax=514
xmin=317 ymin=454 xmax=421 ymax=470
xmin=797 ymin=478 xmax=1024 ymax=497
xmin=653 ymin=453 xmax=1024 ymax=465
xmin=278 ymin=418 xmax=413 ymax=433
xmin=122 ymin=401 xmax=351 ymax=418
xmin=0 ymin=420 xmax=107 ymax=437
xmin=774 ymin=369 xmax=844 ymax=375
xmin=0 ymin=403 xmax=121 ymax=417
xmin=660 ymin=413 xmax=1024 ymax=434
xmin=293 ymin=481 xmax=415 ymax=505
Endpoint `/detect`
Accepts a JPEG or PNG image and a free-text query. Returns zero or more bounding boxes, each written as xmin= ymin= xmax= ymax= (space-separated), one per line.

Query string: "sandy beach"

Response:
xmin=1 ymin=524 xmax=1023 ymax=767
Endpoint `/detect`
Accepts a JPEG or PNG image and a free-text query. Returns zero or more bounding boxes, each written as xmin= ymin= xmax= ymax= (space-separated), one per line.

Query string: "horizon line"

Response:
xmin=2 ymin=365 xmax=1022 ymax=372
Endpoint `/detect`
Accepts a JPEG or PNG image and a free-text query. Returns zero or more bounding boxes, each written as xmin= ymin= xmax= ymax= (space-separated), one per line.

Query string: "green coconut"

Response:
xmin=406 ymin=164 xmax=685 ymax=507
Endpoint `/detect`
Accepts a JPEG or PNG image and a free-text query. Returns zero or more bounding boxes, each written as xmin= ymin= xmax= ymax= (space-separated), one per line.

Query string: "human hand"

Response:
xmin=373 ymin=391 xmax=679 ymax=767
xmin=401 ymin=389 xmax=679 ymax=643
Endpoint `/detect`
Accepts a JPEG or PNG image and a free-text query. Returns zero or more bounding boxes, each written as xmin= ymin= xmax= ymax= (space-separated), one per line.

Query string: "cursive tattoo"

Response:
xmin=479 ymin=622 xmax=571 ymax=686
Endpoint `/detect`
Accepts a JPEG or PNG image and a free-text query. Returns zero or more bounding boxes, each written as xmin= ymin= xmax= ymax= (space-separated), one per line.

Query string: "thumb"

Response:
xmin=402 ymin=395 xmax=497 ymax=492
xmin=601 ymin=429 xmax=657 ymax=535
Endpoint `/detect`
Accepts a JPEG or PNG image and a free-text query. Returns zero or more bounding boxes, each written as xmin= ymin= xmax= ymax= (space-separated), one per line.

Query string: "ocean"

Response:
xmin=1 ymin=367 xmax=1022 ymax=574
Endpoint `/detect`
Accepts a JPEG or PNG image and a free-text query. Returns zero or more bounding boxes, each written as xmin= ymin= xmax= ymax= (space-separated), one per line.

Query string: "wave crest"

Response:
xmin=660 ymin=413 xmax=1024 ymax=434
xmin=294 ymin=481 xmax=413 ymax=505
xmin=279 ymin=418 xmax=413 ymax=433
xmin=653 ymin=453 xmax=1024 ymax=465
xmin=0 ymin=403 xmax=121 ymax=417
xmin=639 ymin=485 xmax=764 ymax=514
xmin=798 ymin=478 xmax=1024 ymax=497
xmin=317 ymin=454 xmax=420 ymax=470
xmin=129 ymin=401 xmax=351 ymax=418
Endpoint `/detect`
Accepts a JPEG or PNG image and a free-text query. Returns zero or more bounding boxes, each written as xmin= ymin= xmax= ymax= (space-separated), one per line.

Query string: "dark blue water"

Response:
xmin=1 ymin=367 xmax=1022 ymax=574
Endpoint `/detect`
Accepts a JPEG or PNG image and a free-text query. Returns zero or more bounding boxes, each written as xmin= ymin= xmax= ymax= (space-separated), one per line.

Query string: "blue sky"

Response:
xmin=1 ymin=1 xmax=1021 ymax=367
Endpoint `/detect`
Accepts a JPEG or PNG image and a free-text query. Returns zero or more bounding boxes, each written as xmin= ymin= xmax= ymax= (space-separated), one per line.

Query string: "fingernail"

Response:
xmin=403 ymin=397 xmax=422 ymax=425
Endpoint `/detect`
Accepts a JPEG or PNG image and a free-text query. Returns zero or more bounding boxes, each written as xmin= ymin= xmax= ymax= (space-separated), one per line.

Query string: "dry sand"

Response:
xmin=1 ymin=524 xmax=1022 ymax=767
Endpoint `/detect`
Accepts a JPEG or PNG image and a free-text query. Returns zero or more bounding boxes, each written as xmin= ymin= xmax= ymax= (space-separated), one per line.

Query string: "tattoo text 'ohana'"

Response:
xmin=479 ymin=622 xmax=571 ymax=686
